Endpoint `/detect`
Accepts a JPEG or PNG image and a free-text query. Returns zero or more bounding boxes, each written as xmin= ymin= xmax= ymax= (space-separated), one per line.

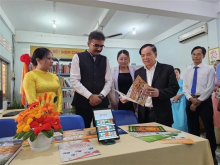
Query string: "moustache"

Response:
xmin=95 ymin=50 xmax=101 ymax=53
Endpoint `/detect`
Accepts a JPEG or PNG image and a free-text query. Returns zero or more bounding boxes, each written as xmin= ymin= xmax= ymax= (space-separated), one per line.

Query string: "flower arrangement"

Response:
xmin=14 ymin=93 xmax=63 ymax=142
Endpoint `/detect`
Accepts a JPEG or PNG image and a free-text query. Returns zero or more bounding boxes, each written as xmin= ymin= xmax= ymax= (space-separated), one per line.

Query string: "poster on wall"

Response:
xmin=30 ymin=46 xmax=85 ymax=58
xmin=208 ymin=47 xmax=220 ymax=65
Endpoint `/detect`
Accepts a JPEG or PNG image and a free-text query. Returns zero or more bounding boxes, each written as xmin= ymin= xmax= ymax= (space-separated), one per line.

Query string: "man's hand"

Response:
xmin=189 ymin=97 xmax=201 ymax=106
xmin=190 ymin=104 xmax=197 ymax=111
xmin=147 ymin=87 xmax=159 ymax=97
xmin=89 ymin=94 xmax=102 ymax=106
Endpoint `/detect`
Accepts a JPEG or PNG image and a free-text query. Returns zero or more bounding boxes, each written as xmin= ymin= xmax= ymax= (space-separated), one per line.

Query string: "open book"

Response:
xmin=114 ymin=75 xmax=150 ymax=106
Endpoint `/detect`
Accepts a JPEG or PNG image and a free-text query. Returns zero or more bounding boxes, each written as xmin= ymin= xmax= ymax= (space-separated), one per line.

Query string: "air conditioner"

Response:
xmin=178 ymin=24 xmax=208 ymax=43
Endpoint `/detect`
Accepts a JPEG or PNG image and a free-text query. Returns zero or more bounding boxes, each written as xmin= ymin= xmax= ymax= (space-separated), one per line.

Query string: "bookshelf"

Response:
xmin=52 ymin=57 xmax=74 ymax=114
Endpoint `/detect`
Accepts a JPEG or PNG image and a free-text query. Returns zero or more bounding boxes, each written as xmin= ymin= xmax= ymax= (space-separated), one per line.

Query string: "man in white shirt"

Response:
xmin=183 ymin=46 xmax=217 ymax=164
xmin=70 ymin=31 xmax=112 ymax=128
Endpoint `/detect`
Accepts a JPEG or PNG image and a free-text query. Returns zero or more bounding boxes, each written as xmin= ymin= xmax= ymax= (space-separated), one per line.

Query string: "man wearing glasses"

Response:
xmin=70 ymin=31 xmax=112 ymax=128
xmin=183 ymin=46 xmax=217 ymax=165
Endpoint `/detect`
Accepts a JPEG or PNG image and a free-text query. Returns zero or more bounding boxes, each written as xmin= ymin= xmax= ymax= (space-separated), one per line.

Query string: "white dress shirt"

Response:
xmin=183 ymin=63 xmax=215 ymax=101
xmin=70 ymin=51 xmax=112 ymax=99
xmin=145 ymin=62 xmax=157 ymax=107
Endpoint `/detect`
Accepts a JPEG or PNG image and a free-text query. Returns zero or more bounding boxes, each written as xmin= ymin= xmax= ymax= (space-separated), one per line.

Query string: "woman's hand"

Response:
xmin=173 ymin=95 xmax=179 ymax=102
xmin=119 ymin=96 xmax=128 ymax=104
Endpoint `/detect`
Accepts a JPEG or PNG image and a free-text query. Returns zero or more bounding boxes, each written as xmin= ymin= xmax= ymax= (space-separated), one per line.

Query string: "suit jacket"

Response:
xmin=135 ymin=62 xmax=179 ymax=126
xmin=111 ymin=66 xmax=136 ymax=103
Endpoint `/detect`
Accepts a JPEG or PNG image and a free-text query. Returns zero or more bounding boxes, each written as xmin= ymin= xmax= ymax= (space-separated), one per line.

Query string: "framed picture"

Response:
xmin=208 ymin=47 xmax=220 ymax=65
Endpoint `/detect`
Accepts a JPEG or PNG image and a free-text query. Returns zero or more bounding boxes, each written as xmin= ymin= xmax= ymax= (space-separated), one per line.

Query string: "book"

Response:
xmin=128 ymin=126 xmax=166 ymax=132
xmin=159 ymin=132 xmax=195 ymax=144
xmin=114 ymin=75 xmax=150 ymax=106
xmin=58 ymin=139 xmax=100 ymax=162
xmin=130 ymin=131 xmax=172 ymax=138
xmin=0 ymin=140 xmax=23 ymax=165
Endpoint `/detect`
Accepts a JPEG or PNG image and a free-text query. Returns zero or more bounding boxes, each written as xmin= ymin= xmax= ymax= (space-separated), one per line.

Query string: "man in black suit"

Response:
xmin=122 ymin=44 xmax=179 ymax=126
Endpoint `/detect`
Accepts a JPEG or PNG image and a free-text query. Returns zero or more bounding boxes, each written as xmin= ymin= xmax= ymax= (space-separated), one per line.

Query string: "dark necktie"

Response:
xmin=191 ymin=66 xmax=199 ymax=95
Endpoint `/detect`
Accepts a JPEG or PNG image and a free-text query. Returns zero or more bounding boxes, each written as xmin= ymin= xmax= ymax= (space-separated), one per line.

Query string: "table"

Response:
xmin=10 ymin=123 xmax=213 ymax=165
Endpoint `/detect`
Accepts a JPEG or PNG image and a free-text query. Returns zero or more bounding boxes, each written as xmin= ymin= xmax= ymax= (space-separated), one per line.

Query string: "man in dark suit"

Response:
xmin=122 ymin=44 xmax=179 ymax=127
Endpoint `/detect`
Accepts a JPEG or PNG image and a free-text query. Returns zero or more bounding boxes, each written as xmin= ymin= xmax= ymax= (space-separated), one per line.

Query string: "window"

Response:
xmin=0 ymin=58 xmax=9 ymax=99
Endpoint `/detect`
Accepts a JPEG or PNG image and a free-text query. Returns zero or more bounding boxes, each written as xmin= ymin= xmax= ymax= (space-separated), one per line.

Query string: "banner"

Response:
xmin=30 ymin=46 xmax=85 ymax=58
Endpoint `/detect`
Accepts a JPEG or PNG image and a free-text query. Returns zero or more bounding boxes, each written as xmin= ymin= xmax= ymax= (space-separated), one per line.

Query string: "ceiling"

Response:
xmin=199 ymin=0 xmax=220 ymax=2
xmin=1 ymin=1 xmax=188 ymax=41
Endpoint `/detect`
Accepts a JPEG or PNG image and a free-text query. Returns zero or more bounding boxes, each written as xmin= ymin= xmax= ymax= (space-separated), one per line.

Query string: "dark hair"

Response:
xmin=31 ymin=48 xmax=52 ymax=66
xmin=174 ymin=68 xmax=181 ymax=74
xmin=216 ymin=60 xmax=220 ymax=62
xmin=191 ymin=46 xmax=206 ymax=55
xmin=139 ymin=44 xmax=157 ymax=55
xmin=88 ymin=31 xmax=105 ymax=41
xmin=117 ymin=50 xmax=130 ymax=59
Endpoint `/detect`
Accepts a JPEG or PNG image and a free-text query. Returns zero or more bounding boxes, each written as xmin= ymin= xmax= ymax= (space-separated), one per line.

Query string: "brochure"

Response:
xmin=0 ymin=140 xmax=22 ymax=165
xmin=114 ymin=75 xmax=150 ymax=106
xmin=138 ymin=132 xmax=178 ymax=142
xmin=159 ymin=132 xmax=195 ymax=144
xmin=128 ymin=126 xmax=166 ymax=132
xmin=58 ymin=139 xmax=100 ymax=162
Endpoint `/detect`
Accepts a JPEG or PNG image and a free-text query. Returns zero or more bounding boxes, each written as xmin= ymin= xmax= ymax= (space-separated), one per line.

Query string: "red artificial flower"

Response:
xmin=51 ymin=118 xmax=62 ymax=131
xmin=30 ymin=116 xmax=52 ymax=135
xmin=20 ymin=54 xmax=31 ymax=65
xmin=28 ymin=102 xmax=39 ymax=109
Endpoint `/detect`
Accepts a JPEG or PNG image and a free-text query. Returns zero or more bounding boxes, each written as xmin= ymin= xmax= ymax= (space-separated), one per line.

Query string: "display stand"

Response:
xmin=101 ymin=139 xmax=116 ymax=145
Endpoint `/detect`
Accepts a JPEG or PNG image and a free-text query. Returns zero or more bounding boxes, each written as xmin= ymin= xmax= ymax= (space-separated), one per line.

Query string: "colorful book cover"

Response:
xmin=128 ymin=126 xmax=166 ymax=132
xmin=114 ymin=75 xmax=150 ymax=106
xmin=58 ymin=139 xmax=100 ymax=162
xmin=130 ymin=131 xmax=171 ymax=138
xmin=138 ymin=132 xmax=178 ymax=142
xmin=0 ymin=141 xmax=22 ymax=165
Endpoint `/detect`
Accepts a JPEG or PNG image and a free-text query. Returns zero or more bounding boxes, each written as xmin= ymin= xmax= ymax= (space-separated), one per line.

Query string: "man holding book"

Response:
xmin=120 ymin=44 xmax=179 ymax=127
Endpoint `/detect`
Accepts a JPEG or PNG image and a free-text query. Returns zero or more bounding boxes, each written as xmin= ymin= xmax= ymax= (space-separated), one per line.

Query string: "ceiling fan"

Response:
xmin=84 ymin=26 xmax=122 ymax=39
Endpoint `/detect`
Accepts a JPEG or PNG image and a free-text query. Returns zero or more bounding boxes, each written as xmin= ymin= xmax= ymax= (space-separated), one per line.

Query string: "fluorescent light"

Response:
xmin=132 ymin=28 xmax=136 ymax=35
xmin=52 ymin=20 xmax=56 ymax=28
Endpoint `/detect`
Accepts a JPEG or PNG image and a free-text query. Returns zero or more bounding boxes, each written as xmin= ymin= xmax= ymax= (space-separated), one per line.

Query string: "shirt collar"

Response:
xmin=193 ymin=63 xmax=204 ymax=68
xmin=144 ymin=61 xmax=157 ymax=71
xmin=87 ymin=50 xmax=97 ymax=58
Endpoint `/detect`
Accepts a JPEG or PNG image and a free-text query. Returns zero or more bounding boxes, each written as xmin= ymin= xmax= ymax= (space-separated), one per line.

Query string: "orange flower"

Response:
xmin=38 ymin=95 xmax=42 ymax=103
xmin=48 ymin=93 xmax=52 ymax=102
xmin=44 ymin=93 xmax=47 ymax=101
xmin=21 ymin=97 xmax=26 ymax=106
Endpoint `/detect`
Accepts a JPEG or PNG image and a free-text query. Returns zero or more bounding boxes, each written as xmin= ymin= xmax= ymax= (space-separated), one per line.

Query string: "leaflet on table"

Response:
xmin=0 ymin=139 xmax=23 ymax=165
xmin=130 ymin=131 xmax=171 ymax=138
xmin=94 ymin=109 xmax=119 ymax=140
xmin=159 ymin=132 xmax=195 ymax=144
xmin=58 ymin=139 xmax=101 ymax=162
xmin=138 ymin=132 xmax=179 ymax=142
xmin=113 ymin=75 xmax=150 ymax=106
xmin=128 ymin=126 xmax=166 ymax=132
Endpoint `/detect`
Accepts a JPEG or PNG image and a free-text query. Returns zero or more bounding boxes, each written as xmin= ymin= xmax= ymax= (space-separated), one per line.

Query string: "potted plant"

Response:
xmin=13 ymin=93 xmax=63 ymax=152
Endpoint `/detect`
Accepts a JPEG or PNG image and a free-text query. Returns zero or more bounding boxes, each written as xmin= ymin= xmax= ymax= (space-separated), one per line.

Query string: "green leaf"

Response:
xmin=48 ymin=129 xmax=54 ymax=137
xmin=13 ymin=133 xmax=19 ymax=139
xmin=30 ymin=133 xmax=38 ymax=142
xmin=53 ymin=96 xmax=58 ymax=103
xmin=23 ymin=131 xmax=33 ymax=141
xmin=42 ymin=130 xmax=51 ymax=138
xmin=17 ymin=131 xmax=25 ymax=139
xmin=58 ymin=128 xmax=63 ymax=134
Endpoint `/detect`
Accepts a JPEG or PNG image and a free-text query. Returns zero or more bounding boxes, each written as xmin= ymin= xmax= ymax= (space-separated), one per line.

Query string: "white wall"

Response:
xmin=0 ymin=18 xmax=13 ymax=102
xmin=155 ymin=21 xmax=218 ymax=78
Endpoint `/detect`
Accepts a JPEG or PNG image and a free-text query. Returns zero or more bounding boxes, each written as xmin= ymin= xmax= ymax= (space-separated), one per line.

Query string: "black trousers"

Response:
xmin=75 ymin=107 xmax=96 ymax=128
xmin=186 ymin=96 xmax=216 ymax=158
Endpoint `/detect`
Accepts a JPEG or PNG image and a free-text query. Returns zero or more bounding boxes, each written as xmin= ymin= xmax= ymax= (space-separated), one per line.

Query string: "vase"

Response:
xmin=28 ymin=133 xmax=53 ymax=152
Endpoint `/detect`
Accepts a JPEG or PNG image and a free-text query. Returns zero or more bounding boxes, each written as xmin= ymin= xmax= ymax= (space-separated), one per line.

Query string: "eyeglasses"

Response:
xmin=91 ymin=42 xmax=105 ymax=48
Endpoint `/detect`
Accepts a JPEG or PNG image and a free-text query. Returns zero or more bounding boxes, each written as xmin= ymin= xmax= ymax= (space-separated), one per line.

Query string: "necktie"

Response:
xmin=191 ymin=66 xmax=198 ymax=95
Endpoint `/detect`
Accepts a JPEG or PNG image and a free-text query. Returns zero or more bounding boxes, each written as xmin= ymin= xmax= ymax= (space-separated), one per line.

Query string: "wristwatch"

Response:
xmin=100 ymin=94 xmax=105 ymax=100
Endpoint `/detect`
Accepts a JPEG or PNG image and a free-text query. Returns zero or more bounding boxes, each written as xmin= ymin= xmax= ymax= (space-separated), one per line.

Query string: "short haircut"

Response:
xmin=191 ymin=46 xmax=206 ymax=55
xmin=117 ymin=50 xmax=130 ymax=59
xmin=88 ymin=31 xmax=105 ymax=41
xmin=139 ymin=44 xmax=157 ymax=55
xmin=174 ymin=68 xmax=181 ymax=74
xmin=31 ymin=48 xmax=52 ymax=66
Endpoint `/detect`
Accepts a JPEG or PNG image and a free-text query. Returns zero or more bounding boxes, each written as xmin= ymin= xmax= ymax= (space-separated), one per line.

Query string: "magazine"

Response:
xmin=114 ymin=75 xmax=150 ymax=106
xmin=0 ymin=140 xmax=22 ymax=165
xmin=128 ymin=126 xmax=166 ymax=132
xmin=58 ymin=139 xmax=100 ymax=162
